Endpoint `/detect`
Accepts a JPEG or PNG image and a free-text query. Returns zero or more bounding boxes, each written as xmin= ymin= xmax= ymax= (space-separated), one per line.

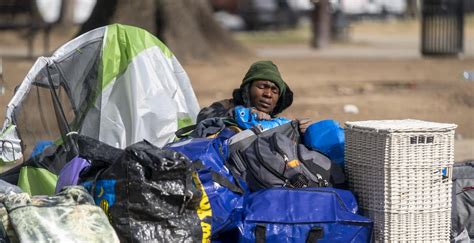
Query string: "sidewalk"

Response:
xmin=255 ymin=19 xmax=474 ymax=59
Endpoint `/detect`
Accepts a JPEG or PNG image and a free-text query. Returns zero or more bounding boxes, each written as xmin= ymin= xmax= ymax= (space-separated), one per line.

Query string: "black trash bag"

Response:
xmin=78 ymin=136 xmax=203 ymax=242
xmin=76 ymin=135 xmax=124 ymax=165
xmin=77 ymin=135 xmax=124 ymax=179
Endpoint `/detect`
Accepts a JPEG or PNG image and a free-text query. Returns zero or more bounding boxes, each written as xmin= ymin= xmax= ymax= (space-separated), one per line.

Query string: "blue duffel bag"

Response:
xmin=237 ymin=188 xmax=372 ymax=243
xmin=165 ymin=132 xmax=248 ymax=239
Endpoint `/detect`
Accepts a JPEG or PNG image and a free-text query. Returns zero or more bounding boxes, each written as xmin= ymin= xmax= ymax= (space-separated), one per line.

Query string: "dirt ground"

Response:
xmin=1 ymin=19 xmax=473 ymax=161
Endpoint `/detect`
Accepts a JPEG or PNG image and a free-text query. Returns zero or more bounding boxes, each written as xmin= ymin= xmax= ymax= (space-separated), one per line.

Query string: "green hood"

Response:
xmin=241 ymin=60 xmax=287 ymax=96
xmin=234 ymin=60 xmax=293 ymax=116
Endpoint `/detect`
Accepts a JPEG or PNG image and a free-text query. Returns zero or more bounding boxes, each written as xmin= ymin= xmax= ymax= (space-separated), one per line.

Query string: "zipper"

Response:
xmin=296 ymin=145 xmax=330 ymax=187
xmin=271 ymin=134 xmax=289 ymax=163
xmin=270 ymin=133 xmax=289 ymax=177
xmin=255 ymin=136 xmax=292 ymax=187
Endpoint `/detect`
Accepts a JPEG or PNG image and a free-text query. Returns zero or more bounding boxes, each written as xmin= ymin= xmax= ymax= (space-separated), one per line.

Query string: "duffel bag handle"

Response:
xmin=306 ymin=226 xmax=324 ymax=243
xmin=254 ymin=225 xmax=324 ymax=243
xmin=255 ymin=224 xmax=266 ymax=243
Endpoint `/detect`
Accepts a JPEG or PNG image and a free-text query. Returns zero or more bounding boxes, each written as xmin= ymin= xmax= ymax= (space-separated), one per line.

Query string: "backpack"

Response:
xmin=236 ymin=188 xmax=373 ymax=243
xmin=451 ymin=160 xmax=474 ymax=241
xmin=228 ymin=120 xmax=300 ymax=155
xmin=228 ymin=121 xmax=341 ymax=192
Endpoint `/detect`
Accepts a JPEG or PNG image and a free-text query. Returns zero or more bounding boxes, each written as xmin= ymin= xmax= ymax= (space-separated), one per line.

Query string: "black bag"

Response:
xmin=451 ymin=160 xmax=474 ymax=241
xmin=175 ymin=117 xmax=241 ymax=139
xmin=228 ymin=121 xmax=337 ymax=192
xmin=78 ymin=136 xmax=203 ymax=242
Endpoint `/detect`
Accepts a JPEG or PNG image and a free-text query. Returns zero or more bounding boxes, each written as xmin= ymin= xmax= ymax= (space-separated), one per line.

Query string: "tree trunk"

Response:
xmin=76 ymin=0 xmax=243 ymax=61
xmin=112 ymin=0 xmax=157 ymax=34
xmin=76 ymin=0 xmax=118 ymax=37
xmin=310 ymin=0 xmax=331 ymax=49
xmin=405 ymin=0 xmax=419 ymax=18
xmin=55 ymin=0 xmax=78 ymax=32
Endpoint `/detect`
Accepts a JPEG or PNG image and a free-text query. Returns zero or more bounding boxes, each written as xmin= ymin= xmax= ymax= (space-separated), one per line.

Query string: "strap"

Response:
xmin=250 ymin=125 xmax=264 ymax=135
xmin=175 ymin=124 xmax=197 ymax=138
xmin=457 ymin=186 xmax=474 ymax=195
xmin=90 ymin=167 xmax=107 ymax=199
xmin=228 ymin=151 xmax=247 ymax=173
xmin=210 ymin=171 xmax=244 ymax=194
xmin=227 ymin=165 xmax=247 ymax=193
xmin=306 ymin=226 xmax=324 ymax=243
xmin=192 ymin=160 xmax=244 ymax=194
xmin=255 ymin=224 xmax=266 ymax=243
xmin=192 ymin=160 xmax=205 ymax=170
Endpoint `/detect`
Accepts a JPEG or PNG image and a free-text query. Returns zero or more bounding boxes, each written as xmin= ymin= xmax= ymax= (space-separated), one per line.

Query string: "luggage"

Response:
xmin=0 ymin=186 xmax=119 ymax=243
xmin=167 ymin=133 xmax=234 ymax=177
xmin=451 ymin=160 xmax=474 ymax=242
xmin=237 ymin=188 xmax=373 ymax=243
xmin=78 ymin=135 xmax=203 ymax=242
xmin=302 ymin=120 xmax=345 ymax=167
xmin=228 ymin=121 xmax=343 ymax=191
xmin=166 ymin=135 xmax=247 ymax=240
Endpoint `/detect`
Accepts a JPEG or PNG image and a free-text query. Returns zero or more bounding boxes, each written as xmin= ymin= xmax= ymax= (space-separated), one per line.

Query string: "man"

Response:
xmin=197 ymin=60 xmax=311 ymax=133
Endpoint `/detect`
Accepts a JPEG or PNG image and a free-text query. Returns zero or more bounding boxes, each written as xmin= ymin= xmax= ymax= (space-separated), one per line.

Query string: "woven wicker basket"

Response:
xmin=345 ymin=119 xmax=457 ymax=242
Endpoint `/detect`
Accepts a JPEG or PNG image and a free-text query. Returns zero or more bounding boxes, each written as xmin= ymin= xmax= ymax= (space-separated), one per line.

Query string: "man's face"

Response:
xmin=249 ymin=80 xmax=280 ymax=114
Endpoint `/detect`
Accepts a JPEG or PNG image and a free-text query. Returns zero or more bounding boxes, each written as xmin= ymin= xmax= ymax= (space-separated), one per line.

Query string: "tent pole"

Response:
xmin=45 ymin=64 xmax=78 ymax=156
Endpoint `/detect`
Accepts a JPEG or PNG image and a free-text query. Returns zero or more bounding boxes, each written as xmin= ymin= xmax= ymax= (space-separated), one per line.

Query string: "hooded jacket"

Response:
xmin=196 ymin=61 xmax=293 ymax=123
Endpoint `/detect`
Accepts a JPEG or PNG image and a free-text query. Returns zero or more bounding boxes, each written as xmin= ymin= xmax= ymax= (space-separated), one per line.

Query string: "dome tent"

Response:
xmin=0 ymin=24 xmax=200 ymax=194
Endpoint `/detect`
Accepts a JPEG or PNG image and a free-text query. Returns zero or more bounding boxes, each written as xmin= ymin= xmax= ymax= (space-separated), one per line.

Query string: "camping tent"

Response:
xmin=0 ymin=24 xmax=200 ymax=194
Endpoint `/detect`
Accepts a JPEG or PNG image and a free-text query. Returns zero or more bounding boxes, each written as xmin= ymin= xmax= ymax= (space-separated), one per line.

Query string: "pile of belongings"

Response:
xmin=0 ymin=24 xmax=373 ymax=242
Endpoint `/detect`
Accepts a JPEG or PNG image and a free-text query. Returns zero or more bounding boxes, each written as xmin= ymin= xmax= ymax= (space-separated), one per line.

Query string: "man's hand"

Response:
xmin=250 ymin=108 xmax=271 ymax=120
xmin=297 ymin=118 xmax=312 ymax=134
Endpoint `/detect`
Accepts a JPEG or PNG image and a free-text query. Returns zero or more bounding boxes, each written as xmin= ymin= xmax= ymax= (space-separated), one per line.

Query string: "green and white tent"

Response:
xmin=0 ymin=24 xmax=200 ymax=194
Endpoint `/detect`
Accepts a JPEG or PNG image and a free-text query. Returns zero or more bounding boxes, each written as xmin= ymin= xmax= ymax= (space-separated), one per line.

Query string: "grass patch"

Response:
xmin=233 ymin=23 xmax=312 ymax=45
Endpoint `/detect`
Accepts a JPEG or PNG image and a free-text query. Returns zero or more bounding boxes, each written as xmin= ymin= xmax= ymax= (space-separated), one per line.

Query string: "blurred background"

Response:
xmin=0 ymin=0 xmax=473 ymax=161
